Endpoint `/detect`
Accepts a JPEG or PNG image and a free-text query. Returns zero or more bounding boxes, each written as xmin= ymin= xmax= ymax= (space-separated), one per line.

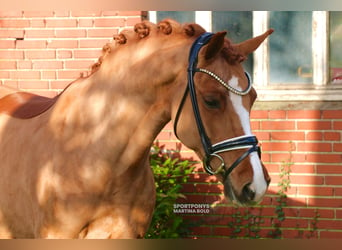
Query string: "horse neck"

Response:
xmin=48 ymin=40 xmax=190 ymax=168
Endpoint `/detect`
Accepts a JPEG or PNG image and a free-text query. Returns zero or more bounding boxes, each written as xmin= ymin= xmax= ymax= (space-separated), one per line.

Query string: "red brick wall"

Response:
xmin=157 ymin=105 xmax=342 ymax=239
xmin=0 ymin=11 xmax=144 ymax=96
xmin=1 ymin=11 xmax=342 ymax=239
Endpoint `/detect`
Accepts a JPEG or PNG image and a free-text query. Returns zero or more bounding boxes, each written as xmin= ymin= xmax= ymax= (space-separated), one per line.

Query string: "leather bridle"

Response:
xmin=173 ymin=32 xmax=261 ymax=181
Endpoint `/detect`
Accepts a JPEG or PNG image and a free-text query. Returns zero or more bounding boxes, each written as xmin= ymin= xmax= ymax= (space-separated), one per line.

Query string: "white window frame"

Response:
xmin=149 ymin=11 xmax=342 ymax=101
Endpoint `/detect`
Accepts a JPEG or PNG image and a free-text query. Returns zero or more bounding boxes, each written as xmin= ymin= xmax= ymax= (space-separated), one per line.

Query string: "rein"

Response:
xmin=174 ymin=32 xmax=261 ymax=181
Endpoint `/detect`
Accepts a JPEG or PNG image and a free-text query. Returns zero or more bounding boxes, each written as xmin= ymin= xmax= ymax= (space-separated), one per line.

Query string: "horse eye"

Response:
xmin=203 ymin=97 xmax=221 ymax=109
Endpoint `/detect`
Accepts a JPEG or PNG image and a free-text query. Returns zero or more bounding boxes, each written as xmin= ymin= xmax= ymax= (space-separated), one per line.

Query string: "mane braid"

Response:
xmin=86 ymin=19 xmax=207 ymax=76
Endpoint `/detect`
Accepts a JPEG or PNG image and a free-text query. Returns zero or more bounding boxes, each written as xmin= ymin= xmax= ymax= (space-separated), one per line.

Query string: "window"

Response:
xmin=149 ymin=11 xmax=342 ymax=101
xmin=330 ymin=12 xmax=342 ymax=84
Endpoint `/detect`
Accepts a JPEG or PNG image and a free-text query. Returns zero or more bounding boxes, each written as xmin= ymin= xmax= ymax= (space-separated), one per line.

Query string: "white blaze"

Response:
xmin=228 ymin=76 xmax=267 ymax=202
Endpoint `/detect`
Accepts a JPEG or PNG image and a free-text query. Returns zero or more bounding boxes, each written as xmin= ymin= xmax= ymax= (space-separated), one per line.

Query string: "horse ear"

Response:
xmin=234 ymin=29 xmax=274 ymax=56
xmin=203 ymin=31 xmax=227 ymax=60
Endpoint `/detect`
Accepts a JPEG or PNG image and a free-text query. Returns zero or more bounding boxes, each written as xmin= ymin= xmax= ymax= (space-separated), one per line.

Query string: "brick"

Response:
xmin=333 ymin=187 xmax=342 ymax=196
xmin=45 ymin=19 xmax=77 ymax=28
xmin=317 ymin=165 xmax=342 ymax=174
xmin=30 ymin=19 xmax=46 ymax=28
xmin=250 ymin=110 xmax=268 ymax=119
xmin=2 ymin=80 xmax=18 ymax=89
xmin=17 ymin=60 xmax=32 ymax=69
xmin=325 ymin=176 xmax=342 ymax=185
xmin=0 ymin=50 xmax=24 ymax=59
xmin=79 ymin=39 xmax=111 ymax=48
xmin=261 ymin=121 xmax=295 ymax=130
xmin=32 ymin=61 xmax=63 ymax=70
xmin=297 ymin=121 xmax=331 ymax=130
xmin=0 ymin=40 xmax=15 ymax=49
xmin=46 ymin=40 xmax=78 ymax=49
xmin=297 ymin=186 xmax=334 ymax=196
xmin=41 ymin=71 xmax=56 ymax=79
xmin=87 ymin=28 xmax=118 ymax=38
xmin=260 ymin=152 xmax=270 ymax=162
xmin=298 ymin=208 xmax=333 ymax=218
xmin=57 ymin=70 xmax=83 ymax=80
xmin=271 ymin=131 xmax=305 ymax=141
xmin=78 ymin=19 xmax=94 ymax=27
xmin=0 ymin=19 xmax=30 ymax=28
xmin=282 ymin=218 xmax=309 ymax=228
xmin=284 ymin=196 xmax=307 ymax=206
xmin=287 ymin=110 xmax=321 ymax=119
xmin=0 ymin=61 xmax=16 ymax=69
xmin=324 ymin=132 xmax=341 ymax=141
xmin=55 ymin=29 xmax=86 ymax=38
xmin=297 ymin=142 xmax=332 ymax=152
xmin=320 ymin=231 xmax=342 ymax=239
xmin=19 ymin=80 xmax=49 ymax=89
xmin=306 ymin=154 xmax=342 ymax=164
xmin=254 ymin=131 xmax=270 ymax=140
xmin=94 ymin=18 xmax=125 ymax=27
xmin=25 ymin=29 xmax=55 ymax=38
xmin=10 ymin=70 xmax=40 ymax=79
xmin=0 ymin=29 xmax=24 ymax=38
xmin=306 ymin=132 xmax=323 ymax=141
xmin=271 ymin=153 xmax=306 ymax=163
xmin=0 ymin=71 xmax=10 ymax=79
xmin=74 ymin=49 xmax=101 ymax=59
xmin=250 ymin=120 xmax=260 ymax=130
xmin=269 ymin=110 xmax=286 ymax=119
xmin=262 ymin=142 xmax=296 ymax=152
xmin=64 ymin=60 xmax=95 ymax=69
xmin=317 ymin=219 xmax=342 ymax=229
xmin=333 ymin=121 xmax=342 ymax=130
xmin=290 ymin=175 xmax=324 ymax=185
xmin=322 ymin=110 xmax=342 ymax=119
xmin=333 ymin=143 xmax=342 ymax=152
xmin=15 ymin=40 xmax=47 ymax=49
xmin=290 ymin=164 xmax=315 ymax=174
xmin=57 ymin=50 xmax=73 ymax=59
xmin=25 ymin=50 xmax=56 ymax=59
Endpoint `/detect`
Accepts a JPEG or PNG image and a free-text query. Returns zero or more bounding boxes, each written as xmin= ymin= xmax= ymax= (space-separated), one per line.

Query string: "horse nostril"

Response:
xmin=242 ymin=184 xmax=255 ymax=201
xmin=266 ymin=177 xmax=271 ymax=186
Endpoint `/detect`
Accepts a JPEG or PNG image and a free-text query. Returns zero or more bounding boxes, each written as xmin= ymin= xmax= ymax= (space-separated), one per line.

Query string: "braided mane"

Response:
xmin=87 ymin=19 xmax=245 ymax=76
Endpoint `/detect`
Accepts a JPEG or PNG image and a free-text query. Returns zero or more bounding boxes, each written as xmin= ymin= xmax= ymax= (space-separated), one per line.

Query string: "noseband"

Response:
xmin=174 ymin=32 xmax=261 ymax=181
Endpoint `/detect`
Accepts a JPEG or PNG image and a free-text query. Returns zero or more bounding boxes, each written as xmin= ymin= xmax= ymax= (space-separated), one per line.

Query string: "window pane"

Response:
xmin=269 ymin=12 xmax=313 ymax=84
xmin=330 ymin=11 xmax=342 ymax=84
xmin=156 ymin=11 xmax=195 ymax=23
xmin=212 ymin=11 xmax=253 ymax=76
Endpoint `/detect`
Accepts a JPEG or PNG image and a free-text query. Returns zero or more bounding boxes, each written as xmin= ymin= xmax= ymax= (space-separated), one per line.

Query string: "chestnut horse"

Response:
xmin=0 ymin=19 xmax=272 ymax=238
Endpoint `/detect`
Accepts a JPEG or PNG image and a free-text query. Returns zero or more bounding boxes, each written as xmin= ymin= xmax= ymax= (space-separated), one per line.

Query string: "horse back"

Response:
xmin=0 ymin=86 xmax=58 ymax=119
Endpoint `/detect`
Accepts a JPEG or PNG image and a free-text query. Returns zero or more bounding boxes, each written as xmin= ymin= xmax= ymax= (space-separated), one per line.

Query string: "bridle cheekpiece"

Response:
xmin=174 ymin=32 xmax=261 ymax=181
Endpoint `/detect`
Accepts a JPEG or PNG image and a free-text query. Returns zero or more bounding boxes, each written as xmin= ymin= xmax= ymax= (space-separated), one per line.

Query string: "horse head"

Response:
xmin=173 ymin=25 xmax=273 ymax=206
xmin=89 ymin=19 xmax=272 ymax=206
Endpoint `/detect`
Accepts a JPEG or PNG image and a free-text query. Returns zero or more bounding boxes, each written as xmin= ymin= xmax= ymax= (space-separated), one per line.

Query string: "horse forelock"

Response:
xmin=88 ymin=19 xmax=207 ymax=75
xmin=222 ymin=40 xmax=247 ymax=65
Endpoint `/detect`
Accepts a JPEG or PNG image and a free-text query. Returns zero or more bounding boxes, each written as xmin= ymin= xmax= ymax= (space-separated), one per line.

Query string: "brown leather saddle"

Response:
xmin=0 ymin=91 xmax=59 ymax=119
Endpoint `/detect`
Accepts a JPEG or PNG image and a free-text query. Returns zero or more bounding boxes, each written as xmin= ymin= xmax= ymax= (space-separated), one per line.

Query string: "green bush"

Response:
xmin=144 ymin=142 xmax=197 ymax=239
